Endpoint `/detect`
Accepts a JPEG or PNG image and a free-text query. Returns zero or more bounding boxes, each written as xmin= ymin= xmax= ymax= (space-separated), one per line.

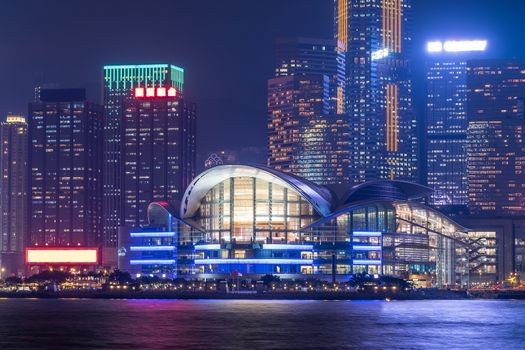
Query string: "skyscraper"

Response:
xmin=267 ymin=73 xmax=350 ymax=185
xmin=425 ymin=40 xmax=488 ymax=206
xmin=28 ymin=89 xmax=103 ymax=247
xmin=334 ymin=0 xmax=417 ymax=182
xmin=274 ymin=37 xmax=345 ymax=114
xmin=267 ymin=38 xmax=350 ymax=185
xmin=121 ymin=86 xmax=196 ymax=229
xmin=467 ymin=59 xmax=525 ymax=215
xmin=102 ymin=64 xmax=184 ymax=250
xmin=0 ymin=115 xmax=27 ymax=275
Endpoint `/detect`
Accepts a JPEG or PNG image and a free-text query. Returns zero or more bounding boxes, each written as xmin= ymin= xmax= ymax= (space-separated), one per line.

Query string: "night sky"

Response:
xmin=1 ymin=0 xmax=524 ymax=158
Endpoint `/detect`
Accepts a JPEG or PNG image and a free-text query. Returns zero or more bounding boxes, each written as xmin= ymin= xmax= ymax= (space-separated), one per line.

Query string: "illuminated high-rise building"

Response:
xmin=334 ymin=0 xmax=417 ymax=182
xmin=267 ymin=38 xmax=350 ymax=185
xmin=28 ymin=89 xmax=103 ymax=247
xmin=102 ymin=64 xmax=184 ymax=250
xmin=467 ymin=59 xmax=525 ymax=215
xmin=121 ymin=86 xmax=196 ymax=229
xmin=275 ymin=37 xmax=345 ymax=114
xmin=267 ymin=73 xmax=350 ymax=185
xmin=0 ymin=115 xmax=28 ymax=275
xmin=425 ymin=40 xmax=488 ymax=206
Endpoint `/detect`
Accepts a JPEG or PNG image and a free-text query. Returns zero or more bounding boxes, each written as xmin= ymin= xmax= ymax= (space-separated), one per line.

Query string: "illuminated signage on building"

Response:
xmin=26 ymin=248 xmax=99 ymax=265
xmin=427 ymin=40 xmax=488 ymax=53
xmin=134 ymin=87 xmax=178 ymax=98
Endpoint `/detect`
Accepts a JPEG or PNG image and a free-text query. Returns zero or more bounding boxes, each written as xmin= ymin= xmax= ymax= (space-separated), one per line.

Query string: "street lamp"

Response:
xmin=0 ymin=267 xmax=5 ymax=280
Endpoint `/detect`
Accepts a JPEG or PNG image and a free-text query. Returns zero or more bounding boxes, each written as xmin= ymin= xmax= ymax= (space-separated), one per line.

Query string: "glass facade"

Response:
xmin=467 ymin=60 xmax=525 ymax=216
xmin=334 ymin=0 xmax=418 ymax=183
xmin=127 ymin=165 xmax=470 ymax=287
xmin=102 ymin=64 xmax=185 ymax=248
xmin=426 ymin=60 xmax=468 ymax=206
xmin=267 ymin=38 xmax=351 ymax=186
xmin=28 ymin=89 xmax=103 ymax=247
xmin=121 ymin=95 xmax=196 ymax=230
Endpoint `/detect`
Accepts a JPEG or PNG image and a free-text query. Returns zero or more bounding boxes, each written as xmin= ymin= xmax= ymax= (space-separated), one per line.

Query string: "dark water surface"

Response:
xmin=0 ymin=299 xmax=524 ymax=349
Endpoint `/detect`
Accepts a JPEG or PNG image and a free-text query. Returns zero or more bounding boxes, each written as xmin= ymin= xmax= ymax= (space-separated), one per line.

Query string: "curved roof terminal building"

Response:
xmin=126 ymin=165 xmax=470 ymax=287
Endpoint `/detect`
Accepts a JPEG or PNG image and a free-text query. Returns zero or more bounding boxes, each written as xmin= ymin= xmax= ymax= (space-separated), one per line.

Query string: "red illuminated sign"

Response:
xmin=134 ymin=87 xmax=177 ymax=98
xmin=26 ymin=248 xmax=99 ymax=265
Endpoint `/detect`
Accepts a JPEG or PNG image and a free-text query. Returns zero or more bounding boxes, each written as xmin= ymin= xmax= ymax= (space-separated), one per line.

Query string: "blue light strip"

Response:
xmin=194 ymin=259 xmax=313 ymax=265
xmin=262 ymin=244 xmax=314 ymax=250
xmin=352 ymin=246 xmax=382 ymax=251
xmin=194 ymin=244 xmax=221 ymax=251
xmin=130 ymin=232 xmax=175 ymax=238
xmin=129 ymin=246 xmax=175 ymax=251
xmin=130 ymin=260 xmax=175 ymax=265
xmin=353 ymin=231 xmax=382 ymax=237
xmin=353 ymin=260 xmax=382 ymax=265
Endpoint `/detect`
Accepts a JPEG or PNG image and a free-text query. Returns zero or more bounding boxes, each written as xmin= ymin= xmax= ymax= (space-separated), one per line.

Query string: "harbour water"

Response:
xmin=0 ymin=299 xmax=524 ymax=349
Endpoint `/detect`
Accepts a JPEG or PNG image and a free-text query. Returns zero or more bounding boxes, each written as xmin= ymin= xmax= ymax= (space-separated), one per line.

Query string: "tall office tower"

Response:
xmin=267 ymin=73 xmax=350 ymax=185
xmin=425 ymin=40 xmax=488 ymax=206
xmin=467 ymin=60 xmax=525 ymax=215
xmin=275 ymin=37 xmax=346 ymax=114
xmin=334 ymin=0 xmax=417 ymax=182
xmin=28 ymin=89 xmax=103 ymax=247
xmin=121 ymin=86 xmax=196 ymax=229
xmin=267 ymin=37 xmax=350 ymax=185
xmin=0 ymin=115 xmax=28 ymax=274
xmin=102 ymin=64 xmax=184 ymax=250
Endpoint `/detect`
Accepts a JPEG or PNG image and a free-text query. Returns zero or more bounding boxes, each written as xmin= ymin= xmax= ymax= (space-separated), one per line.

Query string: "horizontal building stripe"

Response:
xmin=353 ymin=259 xmax=382 ymax=265
xmin=130 ymin=260 xmax=175 ymax=265
xmin=262 ymin=244 xmax=314 ymax=250
xmin=194 ymin=259 xmax=313 ymax=265
xmin=130 ymin=232 xmax=175 ymax=238
xmin=129 ymin=246 xmax=175 ymax=251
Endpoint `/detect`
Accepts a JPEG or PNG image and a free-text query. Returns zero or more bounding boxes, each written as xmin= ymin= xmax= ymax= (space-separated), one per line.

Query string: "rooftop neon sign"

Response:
xmin=427 ymin=40 xmax=488 ymax=53
xmin=134 ymin=87 xmax=178 ymax=98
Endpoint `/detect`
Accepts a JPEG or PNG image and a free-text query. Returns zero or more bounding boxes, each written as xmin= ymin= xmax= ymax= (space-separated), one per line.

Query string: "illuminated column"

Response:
xmin=386 ymin=84 xmax=399 ymax=153
xmin=382 ymin=0 xmax=402 ymax=53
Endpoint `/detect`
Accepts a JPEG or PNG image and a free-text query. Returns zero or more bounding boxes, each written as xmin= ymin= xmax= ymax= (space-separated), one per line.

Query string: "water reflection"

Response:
xmin=0 ymin=299 xmax=523 ymax=349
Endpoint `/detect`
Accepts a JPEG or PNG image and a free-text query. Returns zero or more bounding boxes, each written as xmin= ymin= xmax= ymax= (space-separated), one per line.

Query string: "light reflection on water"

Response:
xmin=0 ymin=299 xmax=524 ymax=349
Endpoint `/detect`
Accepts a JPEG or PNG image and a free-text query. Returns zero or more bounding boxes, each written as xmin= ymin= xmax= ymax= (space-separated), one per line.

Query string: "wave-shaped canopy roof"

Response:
xmin=342 ymin=180 xmax=433 ymax=204
xmin=180 ymin=165 xmax=335 ymax=218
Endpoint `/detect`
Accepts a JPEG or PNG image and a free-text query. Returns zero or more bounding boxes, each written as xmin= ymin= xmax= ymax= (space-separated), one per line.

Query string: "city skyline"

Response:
xmin=2 ymin=0 xmax=525 ymax=157
xmin=2 ymin=3 xmax=525 ymax=349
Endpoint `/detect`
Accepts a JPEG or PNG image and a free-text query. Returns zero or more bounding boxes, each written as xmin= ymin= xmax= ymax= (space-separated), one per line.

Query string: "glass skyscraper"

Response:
xmin=267 ymin=38 xmax=350 ymax=185
xmin=274 ymin=37 xmax=345 ymax=114
xmin=121 ymin=87 xmax=196 ymax=230
xmin=426 ymin=60 xmax=468 ymax=206
xmin=467 ymin=59 xmax=525 ymax=215
xmin=102 ymin=64 xmax=184 ymax=250
xmin=425 ymin=43 xmax=488 ymax=206
xmin=28 ymin=89 xmax=103 ymax=247
xmin=334 ymin=0 xmax=417 ymax=182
